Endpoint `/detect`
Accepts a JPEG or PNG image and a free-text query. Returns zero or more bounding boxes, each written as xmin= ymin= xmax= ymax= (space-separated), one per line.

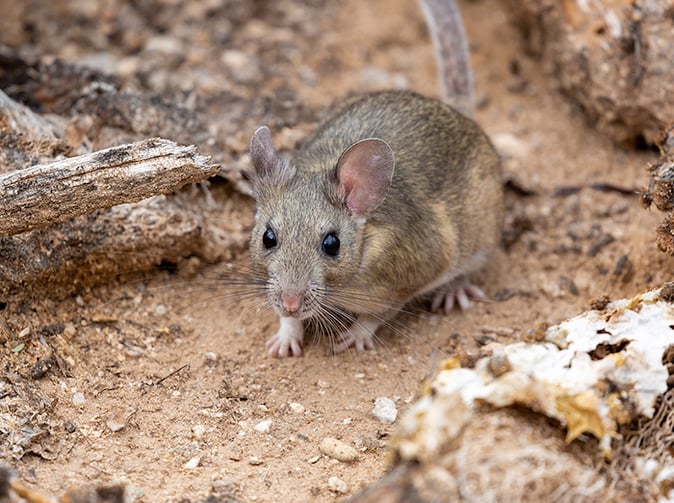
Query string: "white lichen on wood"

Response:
xmin=394 ymin=287 xmax=674 ymax=461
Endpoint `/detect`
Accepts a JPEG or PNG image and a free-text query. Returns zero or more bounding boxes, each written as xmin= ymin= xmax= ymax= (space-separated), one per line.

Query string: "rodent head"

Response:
xmin=248 ymin=126 xmax=394 ymax=320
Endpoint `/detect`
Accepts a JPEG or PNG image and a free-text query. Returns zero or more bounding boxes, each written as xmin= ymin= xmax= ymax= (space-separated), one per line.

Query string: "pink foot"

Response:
xmin=431 ymin=284 xmax=485 ymax=314
xmin=333 ymin=329 xmax=375 ymax=353
xmin=332 ymin=316 xmax=381 ymax=353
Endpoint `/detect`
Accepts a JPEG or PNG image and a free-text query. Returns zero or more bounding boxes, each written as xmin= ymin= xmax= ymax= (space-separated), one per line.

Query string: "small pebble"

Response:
xmin=307 ymin=455 xmax=321 ymax=464
xmin=319 ymin=437 xmax=358 ymax=463
xmin=373 ymin=397 xmax=397 ymax=424
xmin=254 ymin=419 xmax=272 ymax=433
xmin=249 ymin=456 xmax=263 ymax=466
xmin=192 ymin=424 xmax=206 ymax=440
xmin=289 ymin=402 xmax=305 ymax=414
xmin=184 ymin=456 xmax=200 ymax=470
xmin=327 ymin=476 xmax=348 ymax=494
xmin=106 ymin=420 xmax=125 ymax=433
xmin=72 ymin=392 xmax=86 ymax=406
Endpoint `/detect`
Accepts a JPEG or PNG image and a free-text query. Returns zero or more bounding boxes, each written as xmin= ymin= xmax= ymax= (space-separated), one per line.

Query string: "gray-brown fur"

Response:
xmin=248 ymin=0 xmax=503 ymax=356
xmin=292 ymin=90 xmax=501 ymax=301
xmin=249 ymin=91 xmax=502 ymax=344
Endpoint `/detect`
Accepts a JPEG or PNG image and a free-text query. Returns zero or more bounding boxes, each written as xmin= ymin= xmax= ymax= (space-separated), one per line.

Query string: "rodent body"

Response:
xmin=249 ymin=90 xmax=503 ymax=356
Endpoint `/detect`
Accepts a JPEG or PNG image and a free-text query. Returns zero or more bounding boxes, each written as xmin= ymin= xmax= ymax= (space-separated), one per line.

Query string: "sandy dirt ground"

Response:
xmin=1 ymin=0 xmax=671 ymax=501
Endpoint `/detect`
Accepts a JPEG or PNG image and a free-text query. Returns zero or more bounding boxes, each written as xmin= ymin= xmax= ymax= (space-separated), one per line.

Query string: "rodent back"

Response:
xmin=292 ymin=90 xmax=501 ymax=296
xmin=296 ymin=90 xmax=497 ymax=234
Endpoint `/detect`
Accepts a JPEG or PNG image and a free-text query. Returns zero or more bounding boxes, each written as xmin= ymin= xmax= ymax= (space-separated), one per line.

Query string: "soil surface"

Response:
xmin=1 ymin=0 xmax=671 ymax=501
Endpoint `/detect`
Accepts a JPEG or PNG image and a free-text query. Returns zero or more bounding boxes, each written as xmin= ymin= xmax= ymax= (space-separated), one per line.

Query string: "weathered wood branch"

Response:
xmin=0 ymin=88 xmax=57 ymax=139
xmin=0 ymin=138 xmax=220 ymax=237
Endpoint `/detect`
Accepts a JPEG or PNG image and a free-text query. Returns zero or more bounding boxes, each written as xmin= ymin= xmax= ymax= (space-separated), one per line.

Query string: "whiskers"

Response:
xmin=304 ymin=285 xmax=427 ymax=357
xmin=93 ymin=258 xmax=270 ymax=324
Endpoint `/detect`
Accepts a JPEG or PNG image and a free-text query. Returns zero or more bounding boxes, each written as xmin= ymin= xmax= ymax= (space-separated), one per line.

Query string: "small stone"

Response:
xmin=192 ymin=424 xmax=206 ymax=440
xmin=249 ymin=456 xmax=263 ymax=466
xmin=72 ymin=392 xmax=86 ymax=406
xmin=288 ymin=402 xmax=305 ymax=414
xmin=254 ymin=419 xmax=272 ymax=433
xmin=154 ymin=304 xmax=167 ymax=315
xmin=327 ymin=476 xmax=348 ymax=494
xmin=106 ymin=420 xmax=125 ymax=433
xmin=63 ymin=323 xmax=77 ymax=338
xmin=307 ymin=455 xmax=321 ymax=464
xmin=319 ymin=437 xmax=358 ymax=463
xmin=373 ymin=397 xmax=397 ymax=424
xmin=30 ymin=358 xmax=55 ymax=380
xmin=184 ymin=456 xmax=200 ymax=470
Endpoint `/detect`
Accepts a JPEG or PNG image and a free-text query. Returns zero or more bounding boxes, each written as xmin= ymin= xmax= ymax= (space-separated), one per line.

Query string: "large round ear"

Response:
xmin=249 ymin=125 xmax=279 ymax=178
xmin=336 ymin=138 xmax=395 ymax=216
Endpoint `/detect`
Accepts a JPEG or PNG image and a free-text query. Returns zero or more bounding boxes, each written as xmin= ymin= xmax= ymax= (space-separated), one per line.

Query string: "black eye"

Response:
xmin=263 ymin=227 xmax=277 ymax=249
xmin=321 ymin=232 xmax=340 ymax=257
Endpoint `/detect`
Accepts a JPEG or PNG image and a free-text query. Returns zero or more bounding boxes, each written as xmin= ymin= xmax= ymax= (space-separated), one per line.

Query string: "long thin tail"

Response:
xmin=418 ymin=0 xmax=475 ymax=117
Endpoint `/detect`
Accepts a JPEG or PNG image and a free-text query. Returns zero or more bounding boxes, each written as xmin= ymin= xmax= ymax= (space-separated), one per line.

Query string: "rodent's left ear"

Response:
xmin=336 ymin=138 xmax=394 ymax=216
xmin=250 ymin=125 xmax=279 ymax=178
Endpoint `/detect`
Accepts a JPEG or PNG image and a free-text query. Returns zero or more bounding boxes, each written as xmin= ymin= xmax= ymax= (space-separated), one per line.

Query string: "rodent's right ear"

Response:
xmin=250 ymin=125 xmax=279 ymax=178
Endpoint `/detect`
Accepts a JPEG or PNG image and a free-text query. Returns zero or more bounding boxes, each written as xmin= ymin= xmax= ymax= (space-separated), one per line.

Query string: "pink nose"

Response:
xmin=281 ymin=291 xmax=303 ymax=314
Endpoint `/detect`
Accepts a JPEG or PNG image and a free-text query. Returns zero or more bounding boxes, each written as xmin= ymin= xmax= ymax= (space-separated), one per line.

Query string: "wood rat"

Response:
xmin=248 ymin=0 xmax=503 ymax=357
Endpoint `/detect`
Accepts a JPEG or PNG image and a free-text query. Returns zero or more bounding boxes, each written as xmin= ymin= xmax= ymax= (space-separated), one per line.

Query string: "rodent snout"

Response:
xmin=281 ymin=290 xmax=304 ymax=315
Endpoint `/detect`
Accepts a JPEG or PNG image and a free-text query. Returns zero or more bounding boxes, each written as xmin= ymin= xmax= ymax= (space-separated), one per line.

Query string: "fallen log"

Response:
xmin=0 ymin=138 xmax=219 ymax=237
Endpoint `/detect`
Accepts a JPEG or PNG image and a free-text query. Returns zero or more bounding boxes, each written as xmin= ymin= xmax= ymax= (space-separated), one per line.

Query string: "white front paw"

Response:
xmin=266 ymin=317 xmax=304 ymax=358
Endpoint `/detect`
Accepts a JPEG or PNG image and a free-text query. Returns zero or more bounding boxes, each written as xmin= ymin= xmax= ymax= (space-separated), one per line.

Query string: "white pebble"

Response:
xmin=319 ymin=437 xmax=358 ymax=463
xmin=373 ymin=397 xmax=397 ymax=424
xmin=254 ymin=419 xmax=272 ymax=433
xmin=249 ymin=456 xmax=263 ymax=466
xmin=106 ymin=420 xmax=125 ymax=433
xmin=184 ymin=456 xmax=200 ymax=470
xmin=327 ymin=476 xmax=348 ymax=494
xmin=289 ymin=402 xmax=305 ymax=414
xmin=192 ymin=424 xmax=206 ymax=440
xmin=154 ymin=304 xmax=167 ymax=315
xmin=72 ymin=392 xmax=86 ymax=406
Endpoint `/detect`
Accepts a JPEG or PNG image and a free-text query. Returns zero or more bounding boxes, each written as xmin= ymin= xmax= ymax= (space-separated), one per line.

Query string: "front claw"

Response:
xmin=266 ymin=316 xmax=304 ymax=358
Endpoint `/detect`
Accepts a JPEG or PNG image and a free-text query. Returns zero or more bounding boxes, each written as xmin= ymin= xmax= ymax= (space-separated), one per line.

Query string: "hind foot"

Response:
xmin=332 ymin=315 xmax=382 ymax=353
xmin=431 ymin=282 xmax=485 ymax=314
